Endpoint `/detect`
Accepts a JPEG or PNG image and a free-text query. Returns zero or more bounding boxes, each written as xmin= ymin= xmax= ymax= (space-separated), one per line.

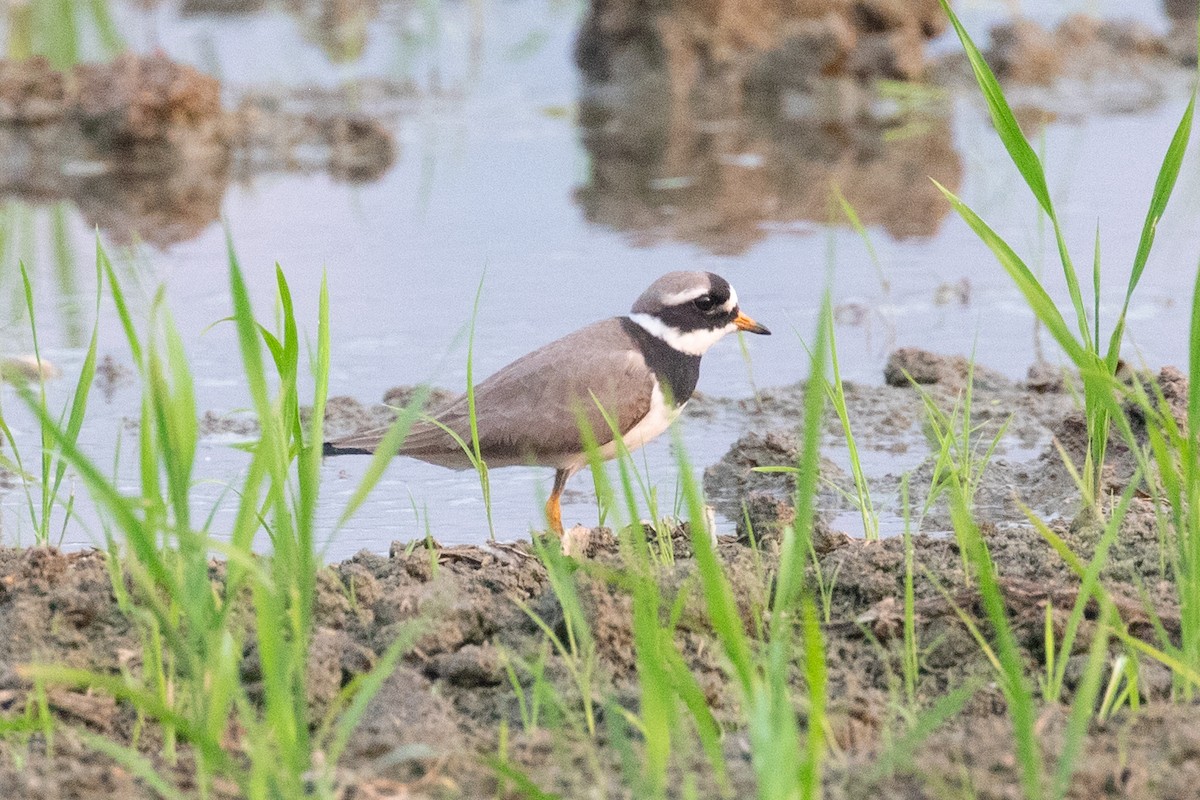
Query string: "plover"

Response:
xmin=324 ymin=271 xmax=769 ymax=534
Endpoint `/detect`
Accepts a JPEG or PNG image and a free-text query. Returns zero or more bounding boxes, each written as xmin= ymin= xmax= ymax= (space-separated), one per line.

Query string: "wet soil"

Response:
xmin=2 ymin=349 xmax=1198 ymax=798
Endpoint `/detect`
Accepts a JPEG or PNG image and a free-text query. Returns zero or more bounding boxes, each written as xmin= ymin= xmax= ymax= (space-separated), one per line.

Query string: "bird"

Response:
xmin=323 ymin=271 xmax=770 ymax=535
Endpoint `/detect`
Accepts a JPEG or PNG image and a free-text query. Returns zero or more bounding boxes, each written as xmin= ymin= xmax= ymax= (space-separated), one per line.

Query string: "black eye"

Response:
xmin=693 ymin=295 xmax=715 ymax=312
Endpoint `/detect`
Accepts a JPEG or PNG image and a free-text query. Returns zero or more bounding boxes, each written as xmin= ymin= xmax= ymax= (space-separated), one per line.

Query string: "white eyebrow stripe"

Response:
xmin=658 ymin=286 xmax=710 ymax=307
xmin=723 ymin=287 xmax=738 ymax=312
xmin=629 ymin=313 xmax=737 ymax=356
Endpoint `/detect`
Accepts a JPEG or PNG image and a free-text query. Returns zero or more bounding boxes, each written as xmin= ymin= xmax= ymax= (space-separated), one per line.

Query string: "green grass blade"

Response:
xmin=865 ymin=679 xmax=981 ymax=782
xmin=936 ymin=0 xmax=1090 ymax=346
xmin=825 ymin=311 xmax=876 ymax=539
xmin=1187 ymin=259 xmax=1200 ymax=437
xmin=464 ymin=272 xmax=494 ymax=538
xmin=99 ymin=241 xmax=144 ymax=367
xmin=323 ymin=621 xmax=424 ymax=769
xmin=1107 ymin=93 xmax=1196 ymax=368
xmin=662 ymin=647 xmax=729 ymax=790
xmin=1052 ymin=605 xmax=1111 ymax=800
xmin=936 ymin=0 xmax=1050 ymax=213
xmin=949 ymin=490 xmax=1043 ymax=800
xmin=672 ymin=432 xmax=757 ymax=698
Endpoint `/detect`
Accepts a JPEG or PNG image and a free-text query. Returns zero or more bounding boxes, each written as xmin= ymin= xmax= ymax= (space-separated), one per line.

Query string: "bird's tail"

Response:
xmin=322 ymin=441 xmax=374 ymax=456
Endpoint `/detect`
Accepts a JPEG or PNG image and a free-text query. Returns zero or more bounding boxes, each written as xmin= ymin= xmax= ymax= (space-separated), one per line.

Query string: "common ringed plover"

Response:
xmin=324 ymin=271 xmax=770 ymax=535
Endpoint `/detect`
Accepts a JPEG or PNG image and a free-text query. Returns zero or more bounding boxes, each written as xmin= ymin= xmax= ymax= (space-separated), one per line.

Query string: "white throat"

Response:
xmin=629 ymin=313 xmax=735 ymax=356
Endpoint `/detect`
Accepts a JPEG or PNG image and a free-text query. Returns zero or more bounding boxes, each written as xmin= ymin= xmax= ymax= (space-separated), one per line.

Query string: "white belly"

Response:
xmin=564 ymin=381 xmax=681 ymax=471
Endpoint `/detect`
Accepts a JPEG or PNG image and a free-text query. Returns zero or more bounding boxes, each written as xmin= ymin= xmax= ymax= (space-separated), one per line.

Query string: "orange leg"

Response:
xmin=545 ymin=468 xmax=570 ymax=536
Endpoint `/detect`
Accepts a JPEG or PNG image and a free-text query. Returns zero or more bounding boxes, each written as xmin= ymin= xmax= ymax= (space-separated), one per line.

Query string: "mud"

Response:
xmin=933 ymin=12 xmax=1199 ymax=119
xmin=705 ymin=348 xmax=1081 ymax=533
xmin=195 ymin=384 xmax=460 ymax=440
xmin=3 ymin=349 xmax=1199 ymax=797
xmin=575 ymin=0 xmax=946 ymax=110
xmin=0 ymin=53 xmax=396 ymax=247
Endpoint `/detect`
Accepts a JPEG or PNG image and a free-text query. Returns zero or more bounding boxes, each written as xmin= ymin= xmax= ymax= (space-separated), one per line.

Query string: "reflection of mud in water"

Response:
xmin=0 ymin=53 xmax=396 ymax=248
xmin=182 ymin=0 xmax=381 ymax=64
xmin=573 ymin=0 xmax=960 ymax=250
xmin=285 ymin=0 xmax=381 ymax=64
xmin=576 ymin=100 xmax=962 ymax=252
xmin=180 ymin=0 xmax=267 ymax=13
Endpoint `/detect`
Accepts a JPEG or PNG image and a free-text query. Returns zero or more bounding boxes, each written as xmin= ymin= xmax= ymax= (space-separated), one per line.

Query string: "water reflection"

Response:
xmin=573 ymin=0 xmax=961 ymax=252
xmin=0 ymin=53 xmax=396 ymax=247
xmin=0 ymin=201 xmax=88 ymax=349
xmin=181 ymin=0 xmax=381 ymax=63
xmin=576 ymin=99 xmax=961 ymax=253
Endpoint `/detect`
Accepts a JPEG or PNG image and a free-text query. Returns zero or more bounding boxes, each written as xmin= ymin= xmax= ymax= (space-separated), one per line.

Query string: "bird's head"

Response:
xmin=629 ymin=271 xmax=770 ymax=356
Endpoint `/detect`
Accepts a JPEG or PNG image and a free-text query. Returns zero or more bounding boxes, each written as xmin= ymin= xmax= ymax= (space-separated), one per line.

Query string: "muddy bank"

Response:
xmin=0 ymin=53 xmax=395 ymax=247
xmin=0 ymin=520 xmax=1190 ymax=797
xmin=3 ymin=350 xmax=1200 ymax=798
xmin=576 ymin=0 xmax=947 ymax=112
xmin=933 ymin=12 xmax=1199 ymax=119
xmin=705 ymin=348 xmax=1083 ymax=533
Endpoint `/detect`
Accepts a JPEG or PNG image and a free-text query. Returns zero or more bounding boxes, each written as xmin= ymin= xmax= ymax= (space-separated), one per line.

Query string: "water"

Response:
xmin=1 ymin=0 xmax=1196 ymax=557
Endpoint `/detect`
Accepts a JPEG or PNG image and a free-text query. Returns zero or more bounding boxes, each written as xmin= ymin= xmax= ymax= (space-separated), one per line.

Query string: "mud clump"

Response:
xmin=984 ymin=15 xmax=1172 ymax=86
xmin=575 ymin=0 xmax=947 ymax=107
xmin=199 ymin=384 xmax=457 ymax=440
xmin=933 ymin=13 xmax=1197 ymax=119
xmin=883 ymin=346 xmax=1006 ymax=389
xmin=0 ymin=53 xmax=396 ymax=247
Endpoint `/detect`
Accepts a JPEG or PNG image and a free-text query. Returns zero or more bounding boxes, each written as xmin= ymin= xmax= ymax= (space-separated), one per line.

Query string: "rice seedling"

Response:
xmin=900 ymin=474 xmax=919 ymax=710
xmin=942 ymin=492 xmax=1043 ymax=799
xmin=498 ymin=639 xmax=551 ymax=734
xmin=1030 ymin=472 xmax=1135 ymax=705
xmin=666 ymin=290 xmax=832 ymax=800
xmin=931 ymin=453 xmax=1145 ymax=800
xmin=824 ymin=311 xmax=878 ymax=540
xmin=464 ymin=274 xmax=496 ymax=539
xmin=9 ymin=241 xmax=427 ymax=798
xmin=4 ymin=0 xmax=122 ymax=67
xmin=910 ymin=359 xmax=1010 ymax=525
xmin=0 ymin=256 xmax=99 ymax=547
xmin=934 ymin=0 xmax=1195 ymax=510
xmin=519 ymin=536 xmax=600 ymax=737
xmin=1099 ymin=260 xmax=1200 ymax=694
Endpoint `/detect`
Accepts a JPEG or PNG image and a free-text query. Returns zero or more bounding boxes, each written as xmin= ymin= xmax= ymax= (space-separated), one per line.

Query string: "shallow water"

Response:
xmin=1 ymin=0 xmax=1197 ymax=556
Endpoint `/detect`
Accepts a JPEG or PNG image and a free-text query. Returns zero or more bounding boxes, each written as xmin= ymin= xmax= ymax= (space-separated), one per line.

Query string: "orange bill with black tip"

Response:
xmin=734 ymin=311 xmax=770 ymax=335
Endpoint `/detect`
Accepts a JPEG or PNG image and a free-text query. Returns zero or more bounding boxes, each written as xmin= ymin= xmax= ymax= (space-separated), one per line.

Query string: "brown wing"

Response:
xmin=326 ymin=318 xmax=654 ymax=467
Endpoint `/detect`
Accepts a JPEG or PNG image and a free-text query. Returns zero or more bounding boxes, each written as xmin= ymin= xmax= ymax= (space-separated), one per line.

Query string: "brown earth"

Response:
xmin=2 ymin=349 xmax=1198 ymax=798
